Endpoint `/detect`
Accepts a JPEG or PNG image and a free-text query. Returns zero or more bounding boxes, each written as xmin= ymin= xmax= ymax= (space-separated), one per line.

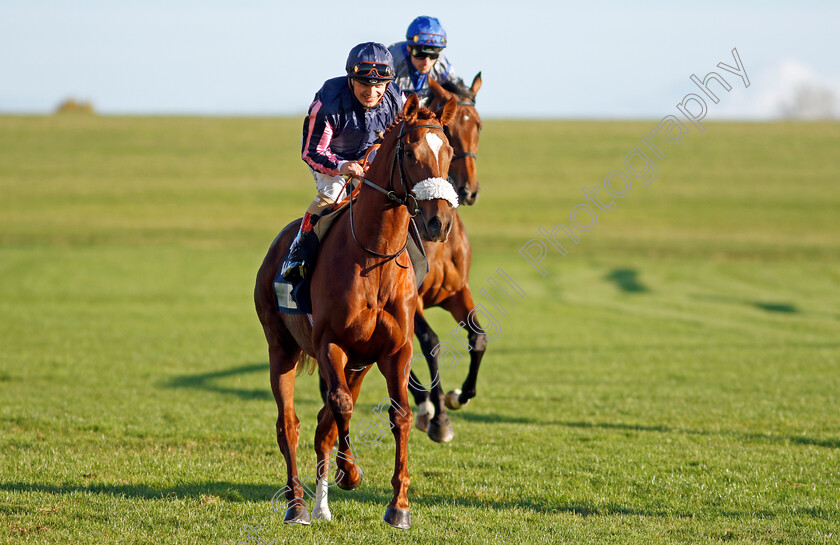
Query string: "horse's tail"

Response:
xmin=296 ymin=353 xmax=317 ymax=376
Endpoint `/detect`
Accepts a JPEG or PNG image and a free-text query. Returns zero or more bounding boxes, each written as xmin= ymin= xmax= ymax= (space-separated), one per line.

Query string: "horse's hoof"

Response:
xmin=383 ymin=507 xmax=411 ymax=529
xmin=414 ymin=411 xmax=430 ymax=432
xmin=336 ymin=464 xmax=363 ymax=491
xmin=444 ymin=389 xmax=470 ymax=410
xmin=427 ymin=414 xmax=455 ymax=443
xmin=283 ymin=501 xmax=311 ymax=525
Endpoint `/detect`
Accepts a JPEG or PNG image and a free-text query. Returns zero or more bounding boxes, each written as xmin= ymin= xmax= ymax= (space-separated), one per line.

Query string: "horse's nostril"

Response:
xmin=463 ymin=185 xmax=479 ymax=205
xmin=428 ymin=216 xmax=442 ymax=237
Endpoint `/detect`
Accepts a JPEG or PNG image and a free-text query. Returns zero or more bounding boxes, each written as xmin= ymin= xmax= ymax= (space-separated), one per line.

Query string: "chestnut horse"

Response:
xmin=254 ymin=95 xmax=458 ymax=529
xmin=409 ymin=74 xmax=486 ymax=443
xmin=317 ymin=74 xmax=485 ymax=443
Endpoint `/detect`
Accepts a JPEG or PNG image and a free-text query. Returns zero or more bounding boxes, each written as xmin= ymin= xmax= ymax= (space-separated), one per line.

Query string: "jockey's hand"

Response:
xmin=339 ymin=161 xmax=366 ymax=179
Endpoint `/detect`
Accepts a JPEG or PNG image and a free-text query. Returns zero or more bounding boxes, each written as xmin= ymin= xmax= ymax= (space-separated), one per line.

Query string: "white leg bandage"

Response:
xmin=417 ymin=399 xmax=435 ymax=419
xmin=311 ymin=477 xmax=331 ymax=521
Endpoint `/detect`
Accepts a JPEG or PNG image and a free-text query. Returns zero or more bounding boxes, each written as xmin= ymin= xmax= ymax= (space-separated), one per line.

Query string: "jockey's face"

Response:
xmin=351 ymin=79 xmax=388 ymax=108
xmin=410 ymin=54 xmax=437 ymax=75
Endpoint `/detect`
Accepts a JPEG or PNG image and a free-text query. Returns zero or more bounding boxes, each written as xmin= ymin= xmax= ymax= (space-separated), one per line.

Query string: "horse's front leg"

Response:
xmin=317 ymin=341 xmax=362 ymax=491
xmin=312 ymin=365 xmax=371 ymax=521
xmin=441 ymin=287 xmax=487 ymax=409
xmin=378 ymin=344 xmax=414 ymax=529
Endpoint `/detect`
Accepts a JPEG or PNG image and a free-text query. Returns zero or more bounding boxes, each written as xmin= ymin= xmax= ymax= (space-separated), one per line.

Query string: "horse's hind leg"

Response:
xmin=318 ymin=371 xmax=328 ymax=404
xmin=441 ymin=287 xmax=487 ymax=409
xmin=312 ymin=366 xmax=371 ymax=521
xmin=407 ymin=297 xmax=434 ymax=431
xmin=266 ymin=331 xmax=310 ymax=524
xmin=413 ymin=311 xmax=454 ymax=443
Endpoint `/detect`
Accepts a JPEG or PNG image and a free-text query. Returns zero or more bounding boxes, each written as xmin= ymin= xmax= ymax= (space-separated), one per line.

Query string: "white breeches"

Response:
xmin=310 ymin=169 xmax=352 ymax=203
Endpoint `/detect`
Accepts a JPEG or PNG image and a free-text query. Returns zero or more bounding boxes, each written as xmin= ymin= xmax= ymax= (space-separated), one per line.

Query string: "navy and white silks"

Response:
xmin=387 ymin=42 xmax=462 ymax=106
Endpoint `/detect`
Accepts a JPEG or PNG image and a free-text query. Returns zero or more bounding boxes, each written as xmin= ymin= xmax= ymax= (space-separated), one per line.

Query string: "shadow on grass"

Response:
xmin=0 ymin=481 xmax=278 ymax=502
xmin=164 ymin=362 xmax=318 ymax=404
xmin=5 ymin=481 xmax=834 ymax=522
xmin=331 ymin=485 xmax=664 ymax=516
xmin=279 ymin=485 xmax=835 ymax=521
xmin=163 ymin=363 xmax=327 ymax=408
xmin=694 ymin=294 xmax=799 ymax=315
xmin=488 ymin=339 xmax=840 ymax=356
xmin=451 ymin=411 xmax=544 ymax=426
xmin=753 ymin=301 xmax=798 ymax=314
xmin=560 ymin=420 xmax=840 ymax=449
xmin=605 ymin=268 xmax=649 ymax=294
xmin=441 ymin=414 xmax=839 ymax=449
xmin=0 ymin=480 xmax=683 ymax=518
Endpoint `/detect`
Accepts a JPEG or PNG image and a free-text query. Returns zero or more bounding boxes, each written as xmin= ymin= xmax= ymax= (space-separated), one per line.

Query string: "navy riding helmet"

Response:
xmin=346 ymin=42 xmax=395 ymax=85
xmin=406 ymin=15 xmax=447 ymax=54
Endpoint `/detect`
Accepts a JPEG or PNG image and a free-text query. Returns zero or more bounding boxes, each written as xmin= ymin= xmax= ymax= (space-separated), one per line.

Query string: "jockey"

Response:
xmin=281 ymin=42 xmax=404 ymax=283
xmin=388 ymin=16 xmax=467 ymax=106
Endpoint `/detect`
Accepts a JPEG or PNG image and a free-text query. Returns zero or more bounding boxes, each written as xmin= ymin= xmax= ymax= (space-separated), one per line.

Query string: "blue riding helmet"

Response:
xmin=346 ymin=42 xmax=395 ymax=85
xmin=406 ymin=16 xmax=447 ymax=51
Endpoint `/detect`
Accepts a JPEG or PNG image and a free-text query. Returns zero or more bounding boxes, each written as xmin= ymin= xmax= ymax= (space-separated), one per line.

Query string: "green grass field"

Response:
xmin=1 ymin=114 xmax=839 ymax=544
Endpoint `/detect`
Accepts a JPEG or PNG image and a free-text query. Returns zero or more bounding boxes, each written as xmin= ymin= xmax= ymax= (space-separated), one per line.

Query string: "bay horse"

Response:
xmin=254 ymin=95 xmax=458 ymax=529
xmin=409 ymin=74 xmax=486 ymax=443
xmin=435 ymin=73 xmax=482 ymax=206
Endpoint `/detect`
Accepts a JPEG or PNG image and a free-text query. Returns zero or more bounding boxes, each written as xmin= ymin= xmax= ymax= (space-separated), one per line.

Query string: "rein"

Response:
xmin=348 ymin=121 xmax=446 ymax=264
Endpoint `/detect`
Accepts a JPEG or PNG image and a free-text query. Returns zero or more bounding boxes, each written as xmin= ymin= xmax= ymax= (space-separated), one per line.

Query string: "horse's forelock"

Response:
xmin=369 ymin=109 xmax=443 ymax=176
xmin=379 ymin=109 xmax=440 ymax=143
xmin=416 ymin=108 xmax=437 ymax=121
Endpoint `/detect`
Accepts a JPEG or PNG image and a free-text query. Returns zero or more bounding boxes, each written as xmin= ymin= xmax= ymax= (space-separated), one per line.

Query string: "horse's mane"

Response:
xmin=440 ymin=80 xmax=476 ymax=102
xmin=415 ymin=108 xmax=438 ymax=120
xmin=381 ymin=115 xmax=403 ymax=140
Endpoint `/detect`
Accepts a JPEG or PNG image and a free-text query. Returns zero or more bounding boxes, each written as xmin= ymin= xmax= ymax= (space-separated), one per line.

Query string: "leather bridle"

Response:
xmin=349 ymin=120 xmax=447 ymax=263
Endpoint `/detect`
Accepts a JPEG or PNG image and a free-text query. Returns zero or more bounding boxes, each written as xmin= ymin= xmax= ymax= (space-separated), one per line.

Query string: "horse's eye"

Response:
xmin=404 ymin=149 xmax=415 ymax=160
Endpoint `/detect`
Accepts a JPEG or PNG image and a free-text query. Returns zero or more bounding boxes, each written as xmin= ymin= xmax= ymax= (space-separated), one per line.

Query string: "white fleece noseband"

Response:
xmin=411 ymin=178 xmax=459 ymax=208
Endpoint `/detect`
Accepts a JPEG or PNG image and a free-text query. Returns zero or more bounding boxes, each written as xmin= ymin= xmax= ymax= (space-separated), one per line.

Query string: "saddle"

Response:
xmin=274 ymin=191 xmax=428 ymax=315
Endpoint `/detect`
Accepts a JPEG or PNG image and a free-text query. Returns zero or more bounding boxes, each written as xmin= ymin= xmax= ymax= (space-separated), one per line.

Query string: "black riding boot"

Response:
xmin=281 ymin=216 xmax=320 ymax=283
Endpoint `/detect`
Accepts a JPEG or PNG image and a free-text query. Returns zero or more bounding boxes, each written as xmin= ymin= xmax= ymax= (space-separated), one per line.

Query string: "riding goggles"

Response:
xmin=351 ymin=62 xmax=394 ymax=79
xmin=410 ymin=32 xmax=447 ymax=48
xmin=410 ymin=48 xmax=440 ymax=61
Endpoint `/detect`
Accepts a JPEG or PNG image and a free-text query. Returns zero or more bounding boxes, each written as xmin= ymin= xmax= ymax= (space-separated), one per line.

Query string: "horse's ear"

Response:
xmin=429 ymin=78 xmax=453 ymax=102
xmin=470 ymin=72 xmax=482 ymax=96
xmin=403 ymin=94 xmax=420 ymax=124
xmin=438 ymin=97 xmax=458 ymax=127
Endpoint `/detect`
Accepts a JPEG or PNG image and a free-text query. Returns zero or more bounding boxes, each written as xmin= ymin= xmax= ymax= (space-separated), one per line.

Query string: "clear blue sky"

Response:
xmin=1 ymin=0 xmax=838 ymax=118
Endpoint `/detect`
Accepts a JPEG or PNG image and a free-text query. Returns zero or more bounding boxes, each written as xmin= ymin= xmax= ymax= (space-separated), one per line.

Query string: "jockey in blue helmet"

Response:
xmin=281 ymin=42 xmax=404 ymax=283
xmin=388 ymin=16 xmax=466 ymax=106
